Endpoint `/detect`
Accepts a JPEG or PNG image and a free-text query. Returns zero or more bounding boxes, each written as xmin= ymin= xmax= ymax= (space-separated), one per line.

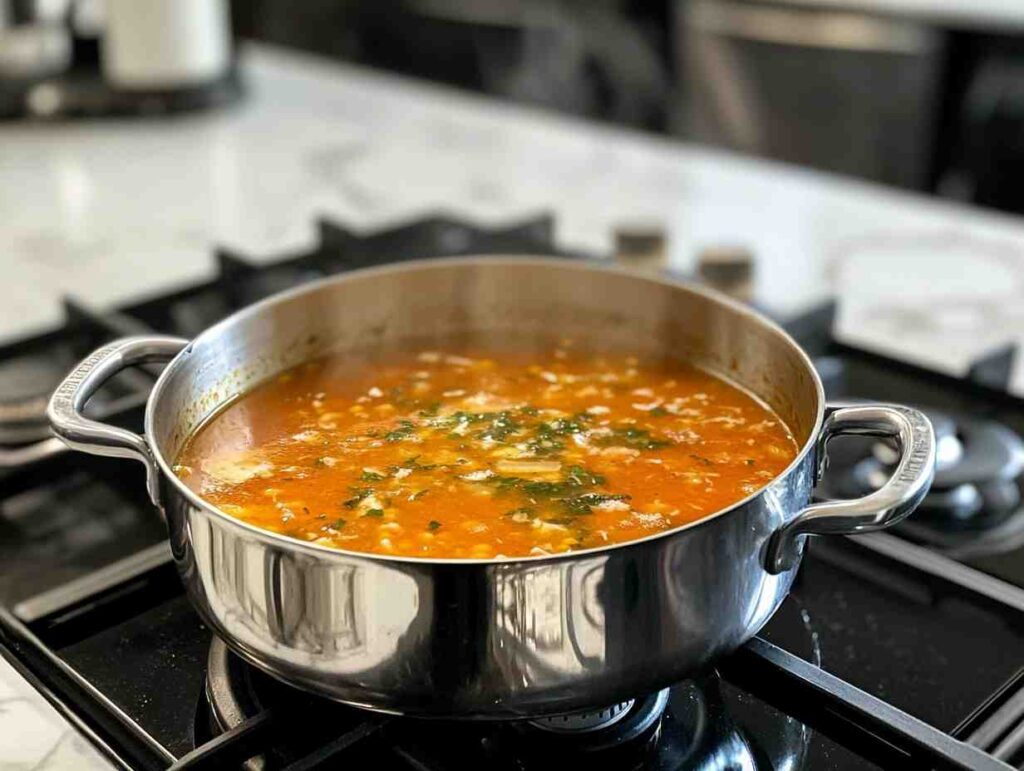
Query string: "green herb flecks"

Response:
xmin=392 ymin=456 xmax=438 ymax=473
xmin=526 ymin=414 xmax=590 ymax=456
xmin=342 ymin=487 xmax=374 ymax=509
xmin=435 ymin=409 xmax=524 ymax=444
xmin=486 ymin=464 xmax=606 ymax=500
xmin=562 ymin=492 xmax=631 ymax=515
xmin=363 ymin=508 xmax=385 ymax=518
xmin=479 ymin=411 xmax=521 ymax=442
xmin=505 ymin=506 xmax=536 ymax=520
xmin=385 ymin=419 xmax=417 ymax=442
xmin=427 ymin=520 xmax=442 ymax=532
xmin=565 ymin=465 xmax=604 ymax=487
xmin=483 ymin=464 xmax=626 ymax=541
xmin=596 ymin=426 xmax=672 ymax=450
xmin=442 ymin=410 xmax=491 ymax=427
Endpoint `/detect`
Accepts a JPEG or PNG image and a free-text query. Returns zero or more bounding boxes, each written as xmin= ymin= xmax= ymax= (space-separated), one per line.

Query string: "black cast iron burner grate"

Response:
xmin=0 ymin=213 xmax=1023 ymax=770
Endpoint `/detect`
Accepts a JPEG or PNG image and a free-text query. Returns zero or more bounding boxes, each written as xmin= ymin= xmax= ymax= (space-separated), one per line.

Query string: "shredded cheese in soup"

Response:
xmin=175 ymin=347 xmax=798 ymax=559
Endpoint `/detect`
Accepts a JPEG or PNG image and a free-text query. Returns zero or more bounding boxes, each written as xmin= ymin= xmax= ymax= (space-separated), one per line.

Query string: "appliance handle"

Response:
xmin=47 ymin=336 xmax=189 ymax=505
xmin=765 ymin=403 xmax=936 ymax=574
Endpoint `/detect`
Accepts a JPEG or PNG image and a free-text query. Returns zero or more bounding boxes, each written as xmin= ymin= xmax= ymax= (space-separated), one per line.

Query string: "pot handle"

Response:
xmin=765 ymin=403 xmax=935 ymax=574
xmin=47 ymin=336 xmax=189 ymax=505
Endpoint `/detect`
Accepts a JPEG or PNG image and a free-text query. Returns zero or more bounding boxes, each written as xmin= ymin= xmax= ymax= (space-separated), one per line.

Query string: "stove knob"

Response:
xmin=614 ymin=223 xmax=667 ymax=274
xmin=697 ymin=245 xmax=754 ymax=302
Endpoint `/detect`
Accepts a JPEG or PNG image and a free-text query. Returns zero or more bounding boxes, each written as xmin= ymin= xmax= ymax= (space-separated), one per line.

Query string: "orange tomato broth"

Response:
xmin=174 ymin=344 xmax=799 ymax=559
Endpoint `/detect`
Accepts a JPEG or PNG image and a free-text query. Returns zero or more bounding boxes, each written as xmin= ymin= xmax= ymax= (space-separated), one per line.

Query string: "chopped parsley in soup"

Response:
xmin=174 ymin=347 xmax=798 ymax=559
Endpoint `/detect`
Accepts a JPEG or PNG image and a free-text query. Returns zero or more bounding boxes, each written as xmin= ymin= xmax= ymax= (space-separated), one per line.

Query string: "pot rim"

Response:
xmin=144 ymin=254 xmax=826 ymax=567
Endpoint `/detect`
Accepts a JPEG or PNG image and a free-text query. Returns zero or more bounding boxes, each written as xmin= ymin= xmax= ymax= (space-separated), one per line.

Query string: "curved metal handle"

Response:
xmin=47 ymin=335 xmax=189 ymax=505
xmin=766 ymin=403 xmax=936 ymax=574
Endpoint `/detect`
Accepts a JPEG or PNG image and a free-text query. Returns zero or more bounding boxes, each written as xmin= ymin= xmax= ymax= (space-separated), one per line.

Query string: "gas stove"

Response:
xmin=2 ymin=214 xmax=1023 ymax=770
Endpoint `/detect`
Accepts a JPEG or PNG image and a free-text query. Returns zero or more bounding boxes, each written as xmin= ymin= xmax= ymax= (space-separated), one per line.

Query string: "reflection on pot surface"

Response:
xmin=491 ymin=557 xmax=609 ymax=686
xmin=183 ymin=511 xmax=429 ymax=673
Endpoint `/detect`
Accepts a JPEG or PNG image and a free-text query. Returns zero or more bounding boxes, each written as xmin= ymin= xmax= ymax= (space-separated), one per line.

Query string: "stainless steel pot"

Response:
xmin=47 ymin=257 xmax=935 ymax=717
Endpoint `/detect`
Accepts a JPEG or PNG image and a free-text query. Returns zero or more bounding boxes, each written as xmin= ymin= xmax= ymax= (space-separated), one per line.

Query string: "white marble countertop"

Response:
xmin=4 ymin=42 xmax=1024 ymax=762
xmin=6 ymin=43 xmax=1024 ymax=387
xmin=0 ymin=655 xmax=114 ymax=770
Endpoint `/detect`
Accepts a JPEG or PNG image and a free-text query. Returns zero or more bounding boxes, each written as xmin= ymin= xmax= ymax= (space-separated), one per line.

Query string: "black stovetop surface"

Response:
xmin=2 ymin=214 xmax=1023 ymax=770
xmin=42 ymin=541 xmax=1024 ymax=770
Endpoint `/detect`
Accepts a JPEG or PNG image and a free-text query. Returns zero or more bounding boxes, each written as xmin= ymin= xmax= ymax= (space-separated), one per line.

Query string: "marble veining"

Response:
xmin=0 ymin=656 xmax=113 ymax=770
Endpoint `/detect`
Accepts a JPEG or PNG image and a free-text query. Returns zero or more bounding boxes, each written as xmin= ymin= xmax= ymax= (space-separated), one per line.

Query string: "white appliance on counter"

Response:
xmin=0 ymin=0 xmax=238 ymax=118
xmin=102 ymin=0 xmax=231 ymax=89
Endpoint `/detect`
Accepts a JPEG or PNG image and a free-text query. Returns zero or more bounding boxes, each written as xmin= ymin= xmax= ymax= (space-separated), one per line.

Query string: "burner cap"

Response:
xmin=529 ymin=700 xmax=635 ymax=733
xmin=826 ymin=407 xmax=1024 ymax=532
xmin=932 ymin=419 xmax=1024 ymax=489
xmin=512 ymin=688 xmax=670 ymax=761
xmin=875 ymin=410 xmax=962 ymax=472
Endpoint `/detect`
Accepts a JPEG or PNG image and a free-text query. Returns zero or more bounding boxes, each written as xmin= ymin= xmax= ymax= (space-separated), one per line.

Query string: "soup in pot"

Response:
xmin=174 ymin=346 xmax=798 ymax=559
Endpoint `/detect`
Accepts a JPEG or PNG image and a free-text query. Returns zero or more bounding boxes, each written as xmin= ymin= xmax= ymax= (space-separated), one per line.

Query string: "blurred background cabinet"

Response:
xmin=672 ymin=0 xmax=944 ymax=190
xmin=7 ymin=0 xmax=1024 ymax=213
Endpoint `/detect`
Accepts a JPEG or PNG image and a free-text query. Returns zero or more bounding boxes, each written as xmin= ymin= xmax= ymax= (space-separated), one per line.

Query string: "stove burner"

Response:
xmin=204 ymin=636 xmax=327 ymax=736
xmin=201 ymin=638 xmax=671 ymax=769
xmin=873 ymin=411 xmax=963 ymax=471
xmin=528 ymin=699 xmax=636 ymax=733
xmin=200 ymin=596 xmax=819 ymax=769
xmin=0 ymin=342 xmax=82 ymax=445
xmin=928 ymin=416 xmax=1024 ymax=490
xmin=512 ymin=690 xmax=670 ymax=767
xmin=204 ymin=636 xmax=666 ymax=746
xmin=826 ymin=408 xmax=1024 ymax=531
